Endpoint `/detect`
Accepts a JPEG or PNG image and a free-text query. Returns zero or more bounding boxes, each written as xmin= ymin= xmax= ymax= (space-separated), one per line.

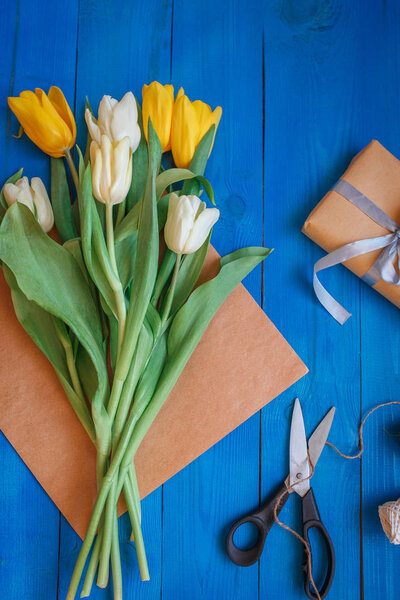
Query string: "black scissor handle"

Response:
xmin=226 ymin=481 xmax=289 ymax=566
xmin=301 ymin=488 xmax=335 ymax=599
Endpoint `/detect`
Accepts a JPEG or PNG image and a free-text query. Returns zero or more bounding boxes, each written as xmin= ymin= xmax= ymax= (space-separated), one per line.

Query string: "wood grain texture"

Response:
xmin=358 ymin=2 xmax=400 ymax=598
xmin=262 ymin=2 xmax=363 ymax=598
xmin=162 ymin=1 xmax=264 ymax=599
xmin=1 ymin=0 xmax=400 ymax=599
xmin=0 ymin=0 xmax=79 ymax=598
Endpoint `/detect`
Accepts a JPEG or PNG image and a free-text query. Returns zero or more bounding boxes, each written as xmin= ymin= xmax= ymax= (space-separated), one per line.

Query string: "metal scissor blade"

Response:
xmin=289 ymin=398 xmax=310 ymax=496
xmin=308 ymin=407 xmax=336 ymax=471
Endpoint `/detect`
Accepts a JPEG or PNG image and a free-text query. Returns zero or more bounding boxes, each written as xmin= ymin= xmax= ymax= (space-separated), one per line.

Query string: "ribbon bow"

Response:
xmin=314 ymin=179 xmax=400 ymax=325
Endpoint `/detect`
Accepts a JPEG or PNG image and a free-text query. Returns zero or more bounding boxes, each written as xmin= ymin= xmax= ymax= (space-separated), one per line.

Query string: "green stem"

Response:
xmin=160 ymin=253 xmax=181 ymax=326
xmin=123 ymin=479 xmax=149 ymax=580
xmin=105 ymin=203 xmax=118 ymax=278
xmin=105 ymin=198 xmax=126 ymax=359
xmin=110 ymin=511 xmax=123 ymax=599
xmin=64 ymin=148 xmax=80 ymax=194
xmin=53 ymin=319 xmax=95 ymax=443
xmin=113 ymin=341 xmax=148 ymax=446
xmin=80 ymin=527 xmax=103 ymax=597
xmin=115 ymin=198 xmax=126 ymax=229
xmin=129 ymin=464 xmax=141 ymax=524
xmin=97 ymin=476 xmax=118 ymax=586
xmin=66 ymin=405 xmax=142 ymax=598
xmin=151 ymin=249 xmax=175 ymax=306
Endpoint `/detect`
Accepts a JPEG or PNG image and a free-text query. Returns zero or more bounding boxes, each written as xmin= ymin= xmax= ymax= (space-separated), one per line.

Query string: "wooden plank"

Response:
xmin=0 ymin=0 xmax=79 ymax=598
xmin=162 ymin=1 xmax=264 ymax=598
xmin=359 ymin=2 xmax=400 ymax=597
xmin=57 ymin=1 xmax=172 ymax=598
xmin=262 ymin=2 xmax=362 ymax=598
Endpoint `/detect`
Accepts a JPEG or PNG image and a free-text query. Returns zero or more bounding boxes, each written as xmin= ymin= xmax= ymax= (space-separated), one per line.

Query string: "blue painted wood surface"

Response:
xmin=1 ymin=1 xmax=400 ymax=598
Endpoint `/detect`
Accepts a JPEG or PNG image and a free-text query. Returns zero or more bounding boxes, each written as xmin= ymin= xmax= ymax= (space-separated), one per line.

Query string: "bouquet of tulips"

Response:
xmin=1 ymin=83 xmax=270 ymax=599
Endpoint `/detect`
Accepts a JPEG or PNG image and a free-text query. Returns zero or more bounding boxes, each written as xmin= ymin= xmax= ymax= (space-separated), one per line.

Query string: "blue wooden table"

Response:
xmin=1 ymin=1 xmax=400 ymax=598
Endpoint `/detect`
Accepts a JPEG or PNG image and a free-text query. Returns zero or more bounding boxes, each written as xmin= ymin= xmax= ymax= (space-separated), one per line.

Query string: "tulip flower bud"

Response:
xmin=85 ymin=92 xmax=140 ymax=153
xmin=164 ymin=193 xmax=219 ymax=255
xmin=171 ymin=94 xmax=222 ymax=169
xmin=142 ymin=82 xmax=184 ymax=152
xmin=90 ymin=134 xmax=132 ymax=205
xmin=3 ymin=176 xmax=54 ymax=232
xmin=8 ymin=87 xmax=76 ymax=157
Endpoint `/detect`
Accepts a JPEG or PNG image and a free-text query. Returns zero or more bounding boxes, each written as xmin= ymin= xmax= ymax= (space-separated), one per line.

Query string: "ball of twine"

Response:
xmin=379 ymin=499 xmax=400 ymax=545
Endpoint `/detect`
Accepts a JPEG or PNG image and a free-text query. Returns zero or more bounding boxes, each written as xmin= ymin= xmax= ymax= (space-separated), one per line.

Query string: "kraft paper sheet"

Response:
xmin=0 ymin=246 xmax=307 ymax=539
xmin=302 ymin=140 xmax=400 ymax=308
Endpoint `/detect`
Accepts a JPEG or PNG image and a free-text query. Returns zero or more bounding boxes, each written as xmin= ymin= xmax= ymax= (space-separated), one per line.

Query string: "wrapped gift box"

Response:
xmin=302 ymin=140 xmax=400 ymax=310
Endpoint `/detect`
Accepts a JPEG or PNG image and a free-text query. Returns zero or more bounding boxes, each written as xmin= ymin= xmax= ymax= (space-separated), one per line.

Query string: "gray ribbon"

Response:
xmin=313 ymin=179 xmax=400 ymax=324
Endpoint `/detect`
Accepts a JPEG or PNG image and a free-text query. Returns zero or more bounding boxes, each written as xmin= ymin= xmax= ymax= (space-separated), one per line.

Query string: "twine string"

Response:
xmin=273 ymin=453 xmax=321 ymax=600
xmin=326 ymin=401 xmax=400 ymax=459
xmin=272 ymin=401 xmax=400 ymax=600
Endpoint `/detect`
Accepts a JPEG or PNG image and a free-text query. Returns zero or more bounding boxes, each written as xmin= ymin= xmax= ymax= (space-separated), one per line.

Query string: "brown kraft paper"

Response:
xmin=0 ymin=245 xmax=308 ymax=539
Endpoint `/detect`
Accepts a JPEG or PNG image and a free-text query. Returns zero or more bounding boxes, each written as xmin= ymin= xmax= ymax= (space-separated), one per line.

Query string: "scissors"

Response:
xmin=226 ymin=399 xmax=336 ymax=599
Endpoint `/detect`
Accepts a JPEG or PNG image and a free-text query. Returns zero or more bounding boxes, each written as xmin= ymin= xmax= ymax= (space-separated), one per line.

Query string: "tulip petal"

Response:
xmin=4 ymin=177 xmax=35 ymax=213
xmin=110 ymin=91 xmax=140 ymax=152
xmin=90 ymin=141 xmax=104 ymax=203
xmin=85 ymin=108 xmax=101 ymax=145
xmin=36 ymin=89 xmax=74 ymax=145
xmin=99 ymin=134 xmax=113 ymax=204
xmin=193 ymin=100 xmax=212 ymax=132
xmin=142 ymin=82 xmax=174 ymax=151
xmin=183 ymin=207 xmax=220 ymax=254
xmin=164 ymin=194 xmax=201 ymax=254
xmin=3 ymin=183 xmax=21 ymax=207
xmin=198 ymin=105 xmax=222 ymax=149
xmin=98 ymin=95 xmax=117 ymax=139
xmin=47 ymin=86 xmax=77 ymax=144
xmin=171 ymin=95 xmax=200 ymax=169
xmin=110 ymin=137 xmax=132 ymax=204
xmin=31 ymin=177 xmax=54 ymax=232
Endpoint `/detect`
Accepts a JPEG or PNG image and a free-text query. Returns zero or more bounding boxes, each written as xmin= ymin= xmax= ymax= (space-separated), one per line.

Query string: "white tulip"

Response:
xmin=90 ymin=134 xmax=132 ymax=205
xmin=164 ymin=193 xmax=220 ymax=255
xmin=3 ymin=176 xmax=54 ymax=232
xmin=85 ymin=92 xmax=141 ymax=152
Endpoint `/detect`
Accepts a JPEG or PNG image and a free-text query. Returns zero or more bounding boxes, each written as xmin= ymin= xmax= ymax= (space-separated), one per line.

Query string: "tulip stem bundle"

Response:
xmin=1 ymin=83 xmax=272 ymax=599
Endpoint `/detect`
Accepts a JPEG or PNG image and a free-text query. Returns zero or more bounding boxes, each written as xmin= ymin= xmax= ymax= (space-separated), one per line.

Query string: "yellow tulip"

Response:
xmin=142 ymin=82 xmax=184 ymax=152
xmin=171 ymin=93 xmax=222 ymax=169
xmin=8 ymin=87 xmax=76 ymax=157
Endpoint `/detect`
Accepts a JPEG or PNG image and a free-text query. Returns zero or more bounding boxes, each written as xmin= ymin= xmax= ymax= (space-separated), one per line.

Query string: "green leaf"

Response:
xmin=115 ymin=232 xmax=138 ymax=290
xmin=126 ymin=101 xmax=148 ymax=212
xmin=0 ymin=168 xmax=24 ymax=219
xmin=114 ymin=201 xmax=141 ymax=243
xmin=170 ymin=230 xmax=211 ymax=315
xmin=157 ymin=193 xmax=171 ymax=231
xmin=83 ymin=98 xmax=93 ymax=166
xmin=152 ymin=249 xmax=176 ymax=306
xmin=131 ymin=333 xmax=167 ymax=418
xmin=2 ymin=264 xmax=95 ymax=443
xmin=79 ymin=165 xmax=118 ymax=319
xmin=50 ymin=158 xmax=77 ymax=243
xmin=108 ymin=312 xmax=119 ymax=372
xmin=64 ymin=238 xmax=100 ymax=312
xmin=156 ymin=168 xmax=215 ymax=204
xmin=129 ymin=246 xmax=272 ymax=454
xmin=76 ymin=344 xmax=100 ymax=412
xmin=0 ymin=204 xmax=111 ymax=454
xmin=115 ymin=118 xmax=161 ymax=383
xmin=182 ymin=125 xmax=215 ymax=196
